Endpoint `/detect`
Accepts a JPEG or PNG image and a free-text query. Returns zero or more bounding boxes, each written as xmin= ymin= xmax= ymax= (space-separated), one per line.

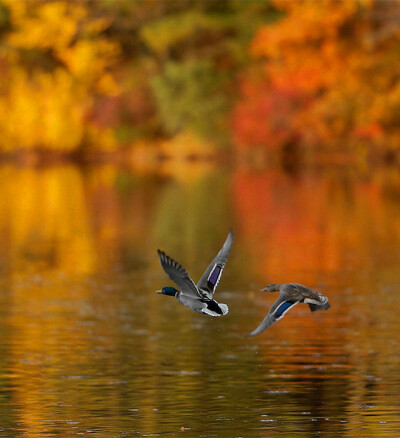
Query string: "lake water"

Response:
xmin=0 ymin=163 xmax=400 ymax=437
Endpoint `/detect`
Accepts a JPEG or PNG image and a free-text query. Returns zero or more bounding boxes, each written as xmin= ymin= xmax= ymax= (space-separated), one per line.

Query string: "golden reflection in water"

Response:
xmin=0 ymin=165 xmax=129 ymax=433
xmin=0 ymin=164 xmax=399 ymax=435
xmin=0 ymin=165 xmax=97 ymax=276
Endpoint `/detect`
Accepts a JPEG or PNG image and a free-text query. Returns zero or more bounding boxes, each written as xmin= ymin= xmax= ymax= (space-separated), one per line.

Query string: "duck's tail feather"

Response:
xmin=308 ymin=302 xmax=331 ymax=312
xmin=202 ymin=308 xmax=222 ymax=317
xmin=202 ymin=303 xmax=229 ymax=317
xmin=218 ymin=303 xmax=229 ymax=315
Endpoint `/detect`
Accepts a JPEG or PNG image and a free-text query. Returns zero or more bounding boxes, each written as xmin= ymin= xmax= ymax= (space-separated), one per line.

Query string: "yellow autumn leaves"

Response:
xmin=0 ymin=1 xmax=120 ymax=152
xmin=1 ymin=0 xmax=399 ymax=160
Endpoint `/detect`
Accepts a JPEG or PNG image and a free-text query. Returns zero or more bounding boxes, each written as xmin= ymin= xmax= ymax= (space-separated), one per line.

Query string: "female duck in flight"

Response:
xmin=250 ymin=283 xmax=330 ymax=336
xmin=156 ymin=230 xmax=233 ymax=316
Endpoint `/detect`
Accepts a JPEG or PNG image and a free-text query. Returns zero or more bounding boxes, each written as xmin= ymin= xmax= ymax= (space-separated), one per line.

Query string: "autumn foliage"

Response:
xmin=0 ymin=0 xmax=400 ymax=161
xmin=233 ymin=0 xmax=400 ymax=158
xmin=0 ymin=1 xmax=122 ymax=153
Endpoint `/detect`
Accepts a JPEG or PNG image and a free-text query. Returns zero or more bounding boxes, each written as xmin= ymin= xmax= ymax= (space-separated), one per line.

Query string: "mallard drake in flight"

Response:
xmin=156 ymin=230 xmax=234 ymax=316
xmin=249 ymin=283 xmax=330 ymax=336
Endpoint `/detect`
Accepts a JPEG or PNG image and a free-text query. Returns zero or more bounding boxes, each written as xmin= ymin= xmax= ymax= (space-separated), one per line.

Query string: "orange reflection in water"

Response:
xmin=0 ymin=164 xmax=399 ymax=435
xmin=233 ymin=165 xmax=400 ymax=437
xmin=232 ymin=167 xmax=400 ymax=285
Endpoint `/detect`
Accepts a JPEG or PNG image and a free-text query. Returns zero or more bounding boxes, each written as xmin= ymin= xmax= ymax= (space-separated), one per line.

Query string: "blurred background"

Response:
xmin=1 ymin=0 xmax=400 ymax=164
xmin=0 ymin=1 xmax=400 ymax=436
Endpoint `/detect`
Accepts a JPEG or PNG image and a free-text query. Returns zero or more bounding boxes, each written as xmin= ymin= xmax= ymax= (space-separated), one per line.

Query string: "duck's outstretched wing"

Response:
xmin=249 ymin=292 xmax=300 ymax=336
xmin=157 ymin=250 xmax=201 ymax=298
xmin=196 ymin=230 xmax=234 ymax=299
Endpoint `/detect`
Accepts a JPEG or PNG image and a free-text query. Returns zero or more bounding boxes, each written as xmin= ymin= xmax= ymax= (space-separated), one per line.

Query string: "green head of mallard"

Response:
xmin=156 ymin=286 xmax=178 ymax=297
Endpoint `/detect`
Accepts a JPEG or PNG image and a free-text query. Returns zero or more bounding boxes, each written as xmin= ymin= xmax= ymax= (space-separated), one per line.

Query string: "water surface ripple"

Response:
xmin=0 ymin=165 xmax=399 ymax=436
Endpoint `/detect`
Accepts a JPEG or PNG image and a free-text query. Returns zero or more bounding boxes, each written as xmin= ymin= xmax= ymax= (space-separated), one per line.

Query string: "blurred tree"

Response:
xmin=234 ymin=0 xmax=400 ymax=159
xmin=151 ymin=60 xmax=227 ymax=138
xmin=135 ymin=2 xmax=277 ymax=143
xmin=0 ymin=1 xmax=9 ymax=33
xmin=0 ymin=0 xmax=279 ymax=158
xmin=0 ymin=0 xmax=120 ymax=153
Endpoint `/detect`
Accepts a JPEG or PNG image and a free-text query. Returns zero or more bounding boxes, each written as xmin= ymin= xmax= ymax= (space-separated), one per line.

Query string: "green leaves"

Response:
xmin=151 ymin=60 xmax=227 ymax=139
xmin=141 ymin=11 xmax=219 ymax=58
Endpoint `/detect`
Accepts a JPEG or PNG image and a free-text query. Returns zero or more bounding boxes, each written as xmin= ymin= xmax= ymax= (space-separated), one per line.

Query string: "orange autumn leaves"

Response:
xmin=1 ymin=0 xmax=400 ymax=159
xmin=234 ymin=0 xmax=400 ymax=155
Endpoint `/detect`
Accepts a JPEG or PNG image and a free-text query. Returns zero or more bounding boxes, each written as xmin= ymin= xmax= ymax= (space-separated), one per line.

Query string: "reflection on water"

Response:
xmin=0 ymin=164 xmax=400 ymax=436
